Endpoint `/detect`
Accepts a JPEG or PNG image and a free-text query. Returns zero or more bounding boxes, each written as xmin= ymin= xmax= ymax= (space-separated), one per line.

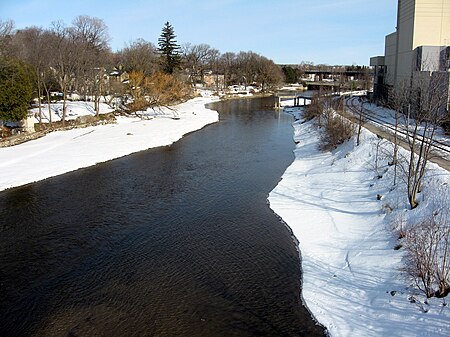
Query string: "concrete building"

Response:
xmin=370 ymin=0 xmax=450 ymax=107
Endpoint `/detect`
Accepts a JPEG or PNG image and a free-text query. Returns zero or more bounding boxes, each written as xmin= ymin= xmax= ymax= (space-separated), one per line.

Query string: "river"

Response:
xmin=0 ymin=97 xmax=324 ymax=336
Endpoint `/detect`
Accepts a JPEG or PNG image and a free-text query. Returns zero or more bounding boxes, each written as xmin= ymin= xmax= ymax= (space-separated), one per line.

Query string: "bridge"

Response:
xmin=274 ymin=92 xmax=312 ymax=109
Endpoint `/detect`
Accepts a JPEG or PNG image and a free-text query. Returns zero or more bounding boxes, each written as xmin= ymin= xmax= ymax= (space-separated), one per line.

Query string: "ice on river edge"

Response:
xmin=269 ymin=108 xmax=450 ymax=337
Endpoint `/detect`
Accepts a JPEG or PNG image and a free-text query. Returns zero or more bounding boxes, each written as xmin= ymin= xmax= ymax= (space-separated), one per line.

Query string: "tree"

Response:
xmin=182 ymin=43 xmax=214 ymax=86
xmin=11 ymin=27 xmax=48 ymax=128
xmin=255 ymin=56 xmax=283 ymax=92
xmin=71 ymin=15 xmax=109 ymax=52
xmin=219 ymin=52 xmax=237 ymax=86
xmin=0 ymin=57 xmax=33 ymax=129
xmin=0 ymin=19 xmax=14 ymax=56
xmin=386 ymin=81 xmax=409 ymax=186
xmin=355 ymin=99 xmax=370 ymax=146
xmin=70 ymin=15 xmax=110 ymax=115
xmin=48 ymin=21 xmax=79 ymax=126
xmin=282 ymin=65 xmax=298 ymax=83
xmin=118 ymin=38 xmax=159 ymax=76
xmin=235 ymin=51 xmax=258 ymax=86
xmin=158 ymin=22 xmax=181 ymax=74
xmin=207 ymin=48 xmax=221 ymax=91
xmin=401 ymin=72 xmax=449 ymax=209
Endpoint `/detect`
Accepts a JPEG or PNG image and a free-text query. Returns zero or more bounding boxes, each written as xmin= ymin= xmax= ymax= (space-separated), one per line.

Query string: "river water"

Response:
xmin=0 ymin=97 xmax=324 ymax=336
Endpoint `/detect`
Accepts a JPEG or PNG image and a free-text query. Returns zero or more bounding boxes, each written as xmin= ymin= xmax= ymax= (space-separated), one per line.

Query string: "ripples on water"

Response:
xmin=0 ymin=97 xmax=324 ymax=336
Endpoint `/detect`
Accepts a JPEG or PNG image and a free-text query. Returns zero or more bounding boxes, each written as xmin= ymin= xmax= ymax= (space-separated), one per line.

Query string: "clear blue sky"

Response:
xmin=0 ymin=0 xmax=397 ymax=65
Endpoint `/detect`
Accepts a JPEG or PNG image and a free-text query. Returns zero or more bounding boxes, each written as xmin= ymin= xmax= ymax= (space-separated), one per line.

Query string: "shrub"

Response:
xmin=127 ymin=71 xmax=190 ymax=112
xmin=403 ymin=207 xmax=450 ymax=298
xmin=319 ymin=114 xmax=354 ymax=151
xmin=304 ymin=95 xmax=322 ymax=121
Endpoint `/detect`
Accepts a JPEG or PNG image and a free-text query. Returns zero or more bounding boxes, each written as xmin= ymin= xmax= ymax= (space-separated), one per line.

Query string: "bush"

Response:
xmin=127 ymin=71 xmax=190 ymax=112
xmin=304 ymin=94 xmax=323 ymax=121
xmin=319 ymin=114 xmax=354 ymax=151
xmin=145 ymin=72 xmax=190 ymax=105
xmin=128 ymin=97 xmax=149 ymax=112
xmin=402 ymin=201 xmax=450 ymax=298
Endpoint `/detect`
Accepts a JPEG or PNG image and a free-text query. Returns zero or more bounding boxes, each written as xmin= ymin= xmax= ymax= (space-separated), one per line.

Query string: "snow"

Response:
xmin=2 ymin=93 xmax=450 ymax=335
xmin=29 ymin=100 xmax=115 ymax=123
xmin=269 ymin=107 xmax=450 ymax=336
xmin=347 ymin=97 xmax=450 ymax=149
xmin=0 ymin=97 xmax=218 ymax=191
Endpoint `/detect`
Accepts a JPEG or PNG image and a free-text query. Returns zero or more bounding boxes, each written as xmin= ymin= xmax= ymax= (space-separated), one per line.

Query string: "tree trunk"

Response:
xmin=62 ymin=82 xmax=67 ymax=127
xmin=37 ymin=72 xmax=43 ymax=130
xmin=392 ymin=111 xmax=399 ymax=185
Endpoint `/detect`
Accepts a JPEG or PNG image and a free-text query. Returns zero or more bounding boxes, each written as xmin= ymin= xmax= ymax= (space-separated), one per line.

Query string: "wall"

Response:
xmin=413 ymin=0 xmax=450 ymax=49
xmin=384 ymin=32 xmax=398 ymax=86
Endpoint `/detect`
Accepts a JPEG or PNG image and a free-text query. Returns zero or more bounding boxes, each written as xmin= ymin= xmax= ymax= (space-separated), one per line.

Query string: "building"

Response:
xmin=203 ymin=73 xmax=225 ymax=90
xmin=370 ymin=0 xmax=450 ymax=108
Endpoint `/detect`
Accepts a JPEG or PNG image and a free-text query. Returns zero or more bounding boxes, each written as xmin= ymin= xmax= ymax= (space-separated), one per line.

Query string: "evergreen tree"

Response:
xmin=158 ymin=22 xmax=181 ymax=74
xmin=282 ymin=65 xmax=298 ymax=84
xmin=0 ymin=57 xmax=32 ymax=122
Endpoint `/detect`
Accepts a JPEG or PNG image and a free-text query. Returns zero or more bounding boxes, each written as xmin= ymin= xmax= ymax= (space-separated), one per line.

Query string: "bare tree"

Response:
xmin=255 ymin=56 xmax=283 ymax=92
xmin=71 ymin=15 xmax=109 ymax=52
xmin=384 ymin=81 xmax=410 ymax=186
xmin=219 ymin=52 xmax=237 ymax=86
xmin=207 ymin=48 xmax=221 ymax=91
xmin=117 ymin=38 xmax=159 ymax=76
xmin=0 ymin=19 xmax=14 ymax=56
xmin=355 ymin=99 xmax=366 ymax=146
xmin=401 ymin=72 xmax=449 ymax=209
xmin=48 ymin=21 xmax=79 ymax=126
xmin=236 ymin=51 xmax=258 ymax=87
xmin=182 ymin=43 xmax=214 ymax=87
xmin=71 ymin=16 xmax=110 ymax=115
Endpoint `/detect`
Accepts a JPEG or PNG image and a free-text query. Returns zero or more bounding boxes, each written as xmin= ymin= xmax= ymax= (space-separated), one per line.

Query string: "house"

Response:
xmin=109 ymin=67 xmax=130 ymax=84
xmin=203 ymin=73 xmax=225 ymax=90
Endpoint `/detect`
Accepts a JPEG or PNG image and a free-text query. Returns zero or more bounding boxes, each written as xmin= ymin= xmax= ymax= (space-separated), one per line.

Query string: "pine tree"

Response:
xmin=0 ymin=57 xmax=32 ymax=122
xmin=157 ymin=22 xmax=181 ymax=74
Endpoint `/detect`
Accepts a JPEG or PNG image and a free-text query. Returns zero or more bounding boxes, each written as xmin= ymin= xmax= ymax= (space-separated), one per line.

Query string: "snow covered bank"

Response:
xmin=269 ymin=110 xmax=450 ymax=336
xmin=0 ymin=97 xmax=218 ymax=191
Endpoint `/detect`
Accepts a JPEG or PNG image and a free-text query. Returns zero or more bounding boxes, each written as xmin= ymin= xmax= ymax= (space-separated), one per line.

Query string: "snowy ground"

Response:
xmin=347 ymin=96 xmax=450 ymax=149
xmin=269 ymin=107 xmax=450 ymax=336
xmin=0 ymin=96 xmax=218 ymax=191
xmin=29 ymin=100 xmax=115 ymax=123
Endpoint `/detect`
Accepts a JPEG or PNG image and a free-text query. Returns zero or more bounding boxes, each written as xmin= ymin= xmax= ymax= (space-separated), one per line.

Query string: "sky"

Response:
xmin=0 ymin=0 xmax=398 ymax=65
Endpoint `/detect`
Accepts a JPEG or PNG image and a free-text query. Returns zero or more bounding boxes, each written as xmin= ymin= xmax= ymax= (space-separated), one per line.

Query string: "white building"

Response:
xmin=370 ymin=0 xmax=450 ymax=107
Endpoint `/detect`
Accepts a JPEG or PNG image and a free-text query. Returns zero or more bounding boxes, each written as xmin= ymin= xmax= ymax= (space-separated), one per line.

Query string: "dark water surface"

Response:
xmin=0 ymin=98 xmax=324 ymax=337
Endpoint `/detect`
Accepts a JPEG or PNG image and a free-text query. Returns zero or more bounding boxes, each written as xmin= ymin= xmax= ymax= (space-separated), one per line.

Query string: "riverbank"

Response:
xmin=0 ymin=96 xmax=219 ymax=192
xmin=269 ymin=109 xmax=450 ymax=336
